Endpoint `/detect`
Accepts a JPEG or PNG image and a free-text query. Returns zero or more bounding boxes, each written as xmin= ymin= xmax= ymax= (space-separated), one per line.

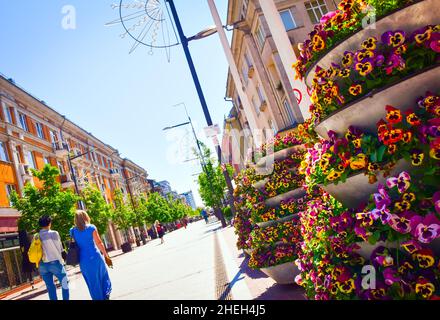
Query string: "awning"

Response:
xmin=0 ymin=216 xmax=18 ymax=233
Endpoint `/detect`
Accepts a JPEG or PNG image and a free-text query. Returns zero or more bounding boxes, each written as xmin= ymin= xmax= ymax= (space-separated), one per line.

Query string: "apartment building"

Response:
xmin=0 ymin=74 xmax=150 ymax=294
xmin=223 ymin=0 xmax=337 ymax=166
xmin=180 ymin=191 xmax=197 ymax=210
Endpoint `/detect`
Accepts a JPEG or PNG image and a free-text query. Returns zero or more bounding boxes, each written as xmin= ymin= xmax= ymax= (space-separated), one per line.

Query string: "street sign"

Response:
xmin=203 ymin=124 xmax=220 ymax=138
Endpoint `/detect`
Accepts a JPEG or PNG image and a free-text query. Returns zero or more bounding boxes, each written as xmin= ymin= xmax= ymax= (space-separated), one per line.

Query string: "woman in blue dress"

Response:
xmin=70 ymin=210 xmax=112 ymax=300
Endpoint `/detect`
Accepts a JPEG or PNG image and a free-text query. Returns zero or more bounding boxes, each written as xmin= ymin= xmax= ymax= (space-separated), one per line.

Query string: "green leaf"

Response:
xmin=368 ymin=231 xmax=381 ymax=245
xmin=370 ymin=151 xmax=377 ymax=163
xmin=376 ymin=145 xmax=387 ymax=162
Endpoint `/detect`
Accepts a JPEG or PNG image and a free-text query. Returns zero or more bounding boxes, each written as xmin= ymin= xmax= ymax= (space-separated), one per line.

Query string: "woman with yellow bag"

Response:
xmin=29 ymin=215 xmax=70 ymax=300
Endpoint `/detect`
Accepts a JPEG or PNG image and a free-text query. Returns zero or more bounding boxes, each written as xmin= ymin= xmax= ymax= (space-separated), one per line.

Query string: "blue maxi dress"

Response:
xmin=70 ymin=224 xmax=112 ymax=300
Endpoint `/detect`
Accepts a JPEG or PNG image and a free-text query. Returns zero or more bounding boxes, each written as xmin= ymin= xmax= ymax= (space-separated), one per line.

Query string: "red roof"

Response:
xmin=0 ymin=216 xmax=18 ymax=233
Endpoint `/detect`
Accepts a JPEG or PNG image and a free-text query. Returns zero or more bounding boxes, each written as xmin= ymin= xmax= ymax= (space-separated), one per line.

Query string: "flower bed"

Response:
xmin=355 ymin=170 xmax=440 ymax=249
xmin=249 ymin=243 xmax=299 ymax=270
xmin=250 ymin=216 xmax=301 ymax=249
xmin=306 ymin=25 xmax=439 ymax=125
xmin=303 ymin=91 xmax=440 ymax=189
xmin=251 ymin=194 xmax=308 ymax=224
xmin=233 ymin=168 xmax=265 ymax=250
xmin=294 ymin=0 xmax=428 ymax=81
xmin=256 ymin=122 xmax=317 ymax=158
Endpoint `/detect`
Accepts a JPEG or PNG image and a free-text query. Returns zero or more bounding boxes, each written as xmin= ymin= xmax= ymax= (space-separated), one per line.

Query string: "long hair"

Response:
xmin=74 ymin=210 xmax=91 ymax=231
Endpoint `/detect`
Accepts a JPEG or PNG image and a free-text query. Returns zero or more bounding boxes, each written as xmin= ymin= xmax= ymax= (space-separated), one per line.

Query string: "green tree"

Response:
xmin=82 ymin=185 xmax=111 ymax=236
xmin=111 ymin=189 xmax=135 ymax=234
xmin=144 ymin=192 xmax=171 ymax=224
xmin=132 ymin=194 xmax=148 ymax=228
xmin=10 ymin=165 xmax=79 ymax=241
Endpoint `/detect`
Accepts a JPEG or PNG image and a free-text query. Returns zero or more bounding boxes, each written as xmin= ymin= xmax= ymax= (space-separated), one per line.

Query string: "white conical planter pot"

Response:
xmin=356 ymin=241 xmax=400 ymax=260
xmin=260 ymin=261 xmax=300 ymax=284
xmin=305 ymin=0 xmax=438 ymax=87
xmin=320 ymin=159 xmax=412 ymax=209
xmin=314 ymin=65 xmax=440 ymax=140
xmin=356 ymin=238 xmax=440 ymax=260
xmin=265 ymin=187 xmax=306 ymax=208
xmin=254 ymin=145 xmax=305 ymax=175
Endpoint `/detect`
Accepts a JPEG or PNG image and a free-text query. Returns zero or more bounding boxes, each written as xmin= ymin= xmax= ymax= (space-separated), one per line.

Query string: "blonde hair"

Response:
xmin=74 ymin=210 xmax=91 ymax=231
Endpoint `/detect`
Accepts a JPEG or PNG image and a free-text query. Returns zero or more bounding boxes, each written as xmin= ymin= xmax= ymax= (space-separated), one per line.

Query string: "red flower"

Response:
xmin=385 ymin=105 xmax=402 ymax=124
xmin=405 ymin=110 xmax=421 ymax=126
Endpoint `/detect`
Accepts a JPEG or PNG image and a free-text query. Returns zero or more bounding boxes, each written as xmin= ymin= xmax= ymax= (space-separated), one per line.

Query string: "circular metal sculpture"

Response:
xmin=107 ymin=0 xmax=179 ymax=60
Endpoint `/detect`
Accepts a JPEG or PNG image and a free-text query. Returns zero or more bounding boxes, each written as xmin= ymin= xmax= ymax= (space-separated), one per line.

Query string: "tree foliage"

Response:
xmin=195 ymin=144 xmax=233 ymax=209
xmin=111 ymin=189 xmax=135 ymax=232
xmin=81 ymin=185 xmax=111 ymax=236
xmin=11 ymin=165 xmax=79 ymax=241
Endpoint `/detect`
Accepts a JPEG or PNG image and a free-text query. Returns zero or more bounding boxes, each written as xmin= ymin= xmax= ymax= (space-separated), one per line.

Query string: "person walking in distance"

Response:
xmin=155 ymin=220 xmax=165 ymax=244
xmin=70 ymin=210 xmax=112 ymax=300
xmin=201 ymin=209 xmax=209 ymax=224
xmin=37 ymin=216 xmax=70 ymax=300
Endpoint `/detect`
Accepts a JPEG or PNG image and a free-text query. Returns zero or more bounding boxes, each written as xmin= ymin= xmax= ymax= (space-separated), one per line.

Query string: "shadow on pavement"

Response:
xmin=254 ymin=283 xmax=306 ymax=300
xmin=238 ymin=255 xmax=268 ymax=280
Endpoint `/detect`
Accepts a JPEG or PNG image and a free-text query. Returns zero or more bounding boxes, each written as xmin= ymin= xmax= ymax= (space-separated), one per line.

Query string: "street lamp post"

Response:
xmin=164 ymin=104 xmax=228 ymax=227
xmin=166 ymin=0 xmax=236 ymax=227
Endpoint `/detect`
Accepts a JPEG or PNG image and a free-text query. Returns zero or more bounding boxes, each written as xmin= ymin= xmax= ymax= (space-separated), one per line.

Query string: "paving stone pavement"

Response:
xmin=5 ymin=218 xmax=305 ymax=300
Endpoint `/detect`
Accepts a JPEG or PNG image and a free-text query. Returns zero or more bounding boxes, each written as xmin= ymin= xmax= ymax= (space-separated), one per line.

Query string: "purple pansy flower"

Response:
xmin=429 ymin=32 xmax=440 ymax=52
xmin=433 ymin=191 xmax=440 ymax=214
xmin=371 ymin=205 xmax=392 ymax=224
xmin=373 ymin=184 xmax=391 ymax=208
xmin=401 ymin=239 xmax=422 ymax=254
xmin=381 ymin=30 xmax=406 ymax=47
xmin=386 ymin=171 xmax=411 ymax=193
xmin=384 ymin=53 xmax=405 ymax=75
xmin=410 ymin=213 xmax=440 ymax=243
xmin=389 ymin=211 xmax=415 ymax=234
xmin=383 ymin=268 xmax=401 ymax=286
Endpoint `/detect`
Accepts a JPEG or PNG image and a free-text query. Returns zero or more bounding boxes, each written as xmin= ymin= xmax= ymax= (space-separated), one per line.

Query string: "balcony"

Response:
xmin=52 ymin=141 xmax=69 ymax=158
xmin=60 ymin=173 xmax=75 ymax=189
xmin=70 ymin=148 xmax=86 ymax=164
xmin=110 ymin=168 xmax=120 ymax=178
xmin=19 ymin=163 xmax=33 ymax=182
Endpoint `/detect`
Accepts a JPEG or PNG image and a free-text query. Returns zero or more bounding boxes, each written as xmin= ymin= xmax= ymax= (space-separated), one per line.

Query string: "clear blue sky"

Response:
xmin=0 ymin=0 xmax=233 ymax=207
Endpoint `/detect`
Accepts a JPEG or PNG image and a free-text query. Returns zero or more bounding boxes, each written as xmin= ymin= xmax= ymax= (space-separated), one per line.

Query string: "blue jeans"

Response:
xmin=39 ymin=261 xmax=69 ymax=300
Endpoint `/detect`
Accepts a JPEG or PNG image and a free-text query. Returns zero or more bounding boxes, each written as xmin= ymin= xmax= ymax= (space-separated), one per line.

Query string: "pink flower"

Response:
xmin=410 ymin=213 xmax=440 ymax=243
xmin=320 ymin=10 xmax=338 ymax=25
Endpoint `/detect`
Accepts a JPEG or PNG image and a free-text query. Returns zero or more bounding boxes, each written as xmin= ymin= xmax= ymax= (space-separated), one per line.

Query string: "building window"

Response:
xmin=268 ymin=119 xmax=277 ymax=135
xmin=35 ymin=122 xmax=45 ymax=139
xmin=244 ymin=51 xmax=253 ymax=68
xmin=3 ymin=105 xmax=13 ymax=124
xmin=0 ymin=142 xmax=10 ymax=162
xmin=241 ymin=63 xmax=249 ymax=85
xmin=6 ymin=184 xmax=17 ymax=206
xmin=280 ymin=9 xmax=297 ymax=31
xmin=252 ymin=96 xmax=260 ymax=115
xmin=305 ymin=0 xmax=328 ymax=25
xmin=57 ymin=161 xmax=65 ymax=174
xmin=240 ymin=0 xmax=249 ymax=20
xmin=26 ymin=151 xmax=37 ymax=169
xmin=255 ymin=20 xmax=266 ymax=50
xmin=49 ymin=130 xmax=58 ymax=144
xmin=257 ymin=85 xmax=266 ymax=104
xmin=18 ymin=113 xmax=29 ymax=131
xmin=44 ymin=156 xmax=50 ymax=165
xmin=283 ymin=98 xmax=297 ymax=126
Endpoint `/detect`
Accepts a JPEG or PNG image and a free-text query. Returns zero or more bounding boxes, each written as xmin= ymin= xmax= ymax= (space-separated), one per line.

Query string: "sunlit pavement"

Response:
xmin=7 ymin=218 xmax=305 ymax=300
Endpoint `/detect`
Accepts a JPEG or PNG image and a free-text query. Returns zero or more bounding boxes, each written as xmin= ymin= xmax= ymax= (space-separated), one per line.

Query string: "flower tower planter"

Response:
xmin=293 ymin=0 xmax=440 ymax=300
